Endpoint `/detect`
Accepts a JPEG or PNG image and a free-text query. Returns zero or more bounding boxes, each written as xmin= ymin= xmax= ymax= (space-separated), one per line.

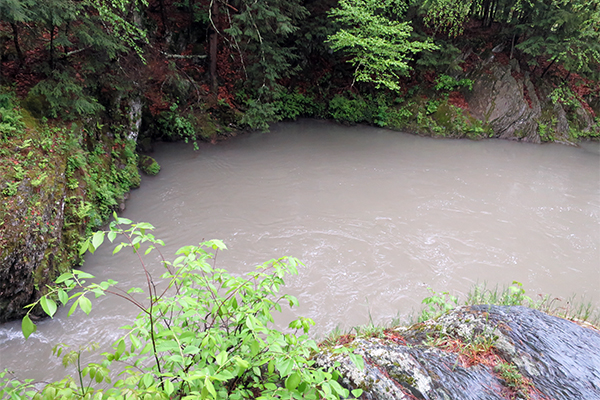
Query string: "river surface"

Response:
xmin=1 ymin=120 xmax=599 ymax=382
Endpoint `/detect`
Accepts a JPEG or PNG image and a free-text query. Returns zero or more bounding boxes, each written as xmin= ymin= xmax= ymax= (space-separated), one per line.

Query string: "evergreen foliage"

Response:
xmin=2 ymin=0 xmax=147 ymax=119
xmin=225 ymin=0 xmax=308 ymax=98
xmin=514 ymin=0 xmax=600 ymax=79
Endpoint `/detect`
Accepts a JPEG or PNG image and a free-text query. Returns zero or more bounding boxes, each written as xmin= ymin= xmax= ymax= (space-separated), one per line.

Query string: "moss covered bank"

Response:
xmin=0 ymin=95 xmax=140 ymax=321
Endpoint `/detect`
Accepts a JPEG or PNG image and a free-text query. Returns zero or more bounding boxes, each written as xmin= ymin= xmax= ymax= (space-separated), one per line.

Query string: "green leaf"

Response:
xmin=40 ymin=296 xmax=58 ymax=318
xmin=142 ymin=373 xmax=153 ymax=388
xmin=92 ymin=231 xmax=105 ymax=251
xmin=107 ymin=230 xmax=117 ymax=242
xmin=164 ymin=379 xmax=174 ymax=395
xmin=214 ymin=370 xmax=234 ymax=381
xmin=349 ymin=353 xmax=364 ymax=370
xmin=22 ymin=315 xmax=37 ymax=340
xmin=115 ymin=339 xmax=126 ymax=359
xmin=235 ymin=357 xmax=249 ymax=371
xmin=216 ymin=351 xmax=228 ymax=366
xmin=113 ymin=243 xmax=124 ymax=255
xmin=79 ymin=295 xmax=92 ymax=315
xmin=68 ymin=299 xmax=79 ymax=316
xmin=351 ymin=388 xmax=364 ymax=398
xmin=56 ymin=273 xmax=73 ymax=284
xmin=285 ymin=371 xmax=301 ymax=391
xmin=79 ymin=237 xmax=91 ymax=255
xmin=135 ymin=222 xmax=154 ymax=230
xmin=73 ymin=270 xmax=95 ymax=279
xmin=250 ymin=339 xmax=260 ymax=356
xmin=276 ymin=358 xmax=293 ymax=377
xmin=204 ymin=377 xmax=216 ymax=398
xmin=208 ymin=239 xmax=227 ymax=250
xmin=57 ymin=289 xmax=68 ymax=305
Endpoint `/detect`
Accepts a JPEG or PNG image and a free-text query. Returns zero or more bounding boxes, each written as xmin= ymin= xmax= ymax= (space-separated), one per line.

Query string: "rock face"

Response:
xmin=316 ymin=305 xmax=600 ymax=400
xmin=0 ymin=134 xmax=140 ymax=322
xmin=466 ymin=61 xmax=542 ymax=143
xmin=464 ymin=59 xmax=598 ymax=143
xmin=0 ymin=160 xmax=74 ymax=322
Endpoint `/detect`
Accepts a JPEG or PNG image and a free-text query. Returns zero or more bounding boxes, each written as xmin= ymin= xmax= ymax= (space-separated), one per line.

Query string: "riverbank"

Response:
xmin=318 ymin=304 xmax=600 ymax=400
xmin=0 ymin=91 xmax=140 ymax=321
xmin=2 ymin=230 xmax=598 ymax=400
xmin=2 ymin=112 xmax=599 ymax=323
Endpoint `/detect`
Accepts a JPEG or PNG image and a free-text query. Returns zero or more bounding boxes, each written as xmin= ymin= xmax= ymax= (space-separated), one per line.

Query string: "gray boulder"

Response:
xmin=316 ymin=305 xmax=600 ymax=400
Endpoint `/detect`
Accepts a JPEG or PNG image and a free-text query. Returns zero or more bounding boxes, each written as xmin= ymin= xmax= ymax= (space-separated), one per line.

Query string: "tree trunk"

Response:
xmin=158 ymin=0 xmax=168 ymax=34
xmin=50 ymin=24 xmax=55 ymax=70
xmin=188 ymin=0 xmax=195 ymax=41
xmin=541 ymin=58 xmax=556 ymax=78
xmin=10 ymin=23 xmax=23 ymax=64
xmin=482 ymin=0 xmax=491 ymax=27
xmin=128 ymin=96 xmax=143 ymax=142
xmin=489 ymin=0 xmax=498 ymax=27
xmin=210 ymin=0 xmax=219 ymax=94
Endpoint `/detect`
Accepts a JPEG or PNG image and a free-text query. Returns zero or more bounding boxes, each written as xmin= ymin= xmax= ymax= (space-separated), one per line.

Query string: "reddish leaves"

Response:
xmin=448 ymin=91 xmax=469 ymax=110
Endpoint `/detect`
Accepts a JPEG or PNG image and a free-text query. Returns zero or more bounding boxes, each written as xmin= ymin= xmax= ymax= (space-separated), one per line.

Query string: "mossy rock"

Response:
xmin=20 ymin=94 xmax=50 ymax=119
xmin=139 ymin=155 xmax=161 ymax=176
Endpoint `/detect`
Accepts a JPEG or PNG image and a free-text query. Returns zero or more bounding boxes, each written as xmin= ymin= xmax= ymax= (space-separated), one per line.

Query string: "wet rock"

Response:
xmin=138 ymin=155 xmax=161 ymax=176
xmin=466 ymin=63 xmax=541 ymax=142
xmin=0 ymin=169 xmax=71 ymax=322
xmin=316 ymin=305 xmax=600 ymax=400
xmin=464 ymin=59 xmax=599 ymax=143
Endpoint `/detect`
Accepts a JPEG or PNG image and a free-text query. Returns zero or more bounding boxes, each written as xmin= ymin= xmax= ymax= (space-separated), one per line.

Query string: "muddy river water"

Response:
xmin=1 ymin=120 xmax=599 ymax=381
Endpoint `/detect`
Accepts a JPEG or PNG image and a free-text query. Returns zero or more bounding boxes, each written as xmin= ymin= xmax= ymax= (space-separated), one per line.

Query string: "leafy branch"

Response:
xmin=8 ymin=216 xmax=364 ymax=399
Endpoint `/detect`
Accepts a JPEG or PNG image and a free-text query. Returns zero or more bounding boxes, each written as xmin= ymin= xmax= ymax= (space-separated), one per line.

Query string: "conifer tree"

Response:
xmin=223 ymin=0 xmax=309 ymax=128
xmin=2 ymin=0 xmax=149 ymax=119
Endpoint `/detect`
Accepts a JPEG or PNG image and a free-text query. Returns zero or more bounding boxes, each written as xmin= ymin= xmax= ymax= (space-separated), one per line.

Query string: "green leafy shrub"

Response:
xmin=386 ymin=102 xmax=415 ymax=130
xmin=494 ymin=362 xmax=532 ymax=397
xmin=434 ymin=74 xmax=473 ymax=92
xmin=0 ymin=88 xmax=25 ymax=140
xmin=241 ymin=99 xmax=281 ymax=131
xmin=418 ymin=288 xmax=459 ymax=322
xmin=328 ymin=93 xmax=369 ymax=124
xmin=156 ymin=104 xmax=198 ymax=144
xmin=273 ymin=89 xmax=324 ymax=120
xmin=549 ymin=83 xmax=582 ymax=110
xmin=7 ymin=218 xmax=362 ymax=400
xmin=466 ymin=281 xmax=534 ymax=307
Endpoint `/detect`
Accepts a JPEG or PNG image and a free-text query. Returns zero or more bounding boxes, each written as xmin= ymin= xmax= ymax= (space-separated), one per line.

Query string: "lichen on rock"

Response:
xmin=316 ymin=305 xmax=600 ymax=400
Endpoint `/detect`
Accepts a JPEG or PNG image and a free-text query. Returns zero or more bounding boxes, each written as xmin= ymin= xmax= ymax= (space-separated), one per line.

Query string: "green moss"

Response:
xmin=20 ymin=93 xmax=50 ymax=119
xmin=388 ymin=371 xmax=416 ymax=387
xmin=1 ymin=100 xmax=142 ymax=319
xmin=139 ymin=155 xmax=161 ymax=176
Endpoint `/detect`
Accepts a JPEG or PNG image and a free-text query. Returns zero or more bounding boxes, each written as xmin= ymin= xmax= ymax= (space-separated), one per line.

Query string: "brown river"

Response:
xmin=1 ymin=120 xmax=599 ymax=381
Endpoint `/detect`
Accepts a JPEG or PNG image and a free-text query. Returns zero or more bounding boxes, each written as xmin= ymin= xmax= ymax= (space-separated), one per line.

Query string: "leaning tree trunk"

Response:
xmin=10 ymin=23 xmax=23 ymax=65
xmin=210 ymin=0 xmax=219 ymax=94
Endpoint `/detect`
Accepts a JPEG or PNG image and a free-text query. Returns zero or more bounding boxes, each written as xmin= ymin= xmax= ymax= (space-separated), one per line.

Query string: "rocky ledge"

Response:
xmin=316 ymin=305 xmax=600 ymax=400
